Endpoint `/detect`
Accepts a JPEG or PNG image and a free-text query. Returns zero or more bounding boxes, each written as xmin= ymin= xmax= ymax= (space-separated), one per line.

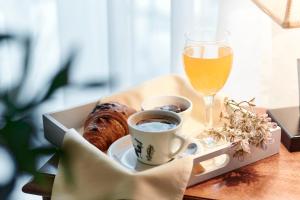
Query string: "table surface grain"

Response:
xmin=185 ymin=144 xmax=300 ymax=200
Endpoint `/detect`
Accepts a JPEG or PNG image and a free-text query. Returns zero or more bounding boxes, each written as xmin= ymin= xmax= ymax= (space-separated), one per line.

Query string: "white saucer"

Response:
xmin=107 ymin=135 xmax=201 ymax=172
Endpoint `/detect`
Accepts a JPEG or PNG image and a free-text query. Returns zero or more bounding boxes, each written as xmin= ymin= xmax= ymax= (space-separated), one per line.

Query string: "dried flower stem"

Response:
xmin=200 ymin=98 xmax=277 ymax=160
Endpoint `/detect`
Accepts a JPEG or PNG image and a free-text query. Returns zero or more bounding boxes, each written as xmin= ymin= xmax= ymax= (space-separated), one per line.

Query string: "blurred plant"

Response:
xmin=0 ymin=33 xmax=76 ymax=199
xmin=0 ymin=33 xmax=107 ymax=199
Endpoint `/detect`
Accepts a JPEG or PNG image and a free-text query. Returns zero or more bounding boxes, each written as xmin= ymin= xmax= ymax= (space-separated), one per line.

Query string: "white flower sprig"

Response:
xmin=202 ymin=98 xmax=277 ymax=160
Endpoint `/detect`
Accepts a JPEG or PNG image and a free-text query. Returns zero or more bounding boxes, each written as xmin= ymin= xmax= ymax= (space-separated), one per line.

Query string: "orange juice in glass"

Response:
xmin=183 ymin=30 xmax=233 ymax=128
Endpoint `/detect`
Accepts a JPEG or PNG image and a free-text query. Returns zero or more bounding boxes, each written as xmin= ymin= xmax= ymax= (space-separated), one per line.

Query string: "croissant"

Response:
xmin=83 ymin=102 xmax=136 ymax=151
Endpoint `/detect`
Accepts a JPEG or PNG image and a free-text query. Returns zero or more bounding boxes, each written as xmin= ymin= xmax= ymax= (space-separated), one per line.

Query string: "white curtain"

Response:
xmin=0 ymin=0 xmax=61 ymax=107
xmin=0 ymin=0 xmax=299 ymax=109
xmin=57 ymin=0 xmax=221 ymax=104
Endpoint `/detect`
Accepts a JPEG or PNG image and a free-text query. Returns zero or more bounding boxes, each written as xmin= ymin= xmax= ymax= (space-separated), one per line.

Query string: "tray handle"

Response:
xmin=188 ymin=144 xmax=234 ymax=186
xmin=193 ymin=143 xmax=233 ymax=163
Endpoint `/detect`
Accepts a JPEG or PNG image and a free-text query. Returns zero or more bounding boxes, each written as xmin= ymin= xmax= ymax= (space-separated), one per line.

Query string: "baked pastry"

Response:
xmin=83 ymin=102 xmax=136 ymax=151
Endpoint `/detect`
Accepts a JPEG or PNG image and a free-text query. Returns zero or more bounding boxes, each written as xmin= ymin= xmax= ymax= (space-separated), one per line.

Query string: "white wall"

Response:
xmin=268 ymin=25 xmax=300 ymax=108
xmin=218 ymin=0 xmax=273 ymax=106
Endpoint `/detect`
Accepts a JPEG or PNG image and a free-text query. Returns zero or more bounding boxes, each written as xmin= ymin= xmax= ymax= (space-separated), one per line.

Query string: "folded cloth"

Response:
xmin=100 ymin=75 xmax=225 ymax=138
xmin=52 ymin=129 xmax=194 ymax=200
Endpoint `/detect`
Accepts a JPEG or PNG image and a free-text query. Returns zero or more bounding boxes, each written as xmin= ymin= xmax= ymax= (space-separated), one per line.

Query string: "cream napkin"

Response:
xmin=100 ymin=75 xmax=224 ymax=138
xmin=52 ymin=129 xmax=194 ymax=200
xmin=51 ymin=75 xmax=225 ymax=200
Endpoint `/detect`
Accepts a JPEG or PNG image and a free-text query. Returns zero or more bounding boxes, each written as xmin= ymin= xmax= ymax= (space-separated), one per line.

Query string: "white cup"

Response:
xmin=141 ymin=95 xmax=193 ymax=122
xmin=127 ymin=110 xmax=189 ymax=165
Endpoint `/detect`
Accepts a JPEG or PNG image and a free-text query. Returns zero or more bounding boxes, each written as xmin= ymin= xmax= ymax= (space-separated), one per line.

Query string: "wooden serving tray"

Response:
xmin=42 ymin=74 xmax=281 ymax=186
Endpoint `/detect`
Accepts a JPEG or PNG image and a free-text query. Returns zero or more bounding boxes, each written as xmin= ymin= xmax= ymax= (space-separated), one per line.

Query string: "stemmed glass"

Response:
xmin=183 ymin=29 xmax=233 ymax=129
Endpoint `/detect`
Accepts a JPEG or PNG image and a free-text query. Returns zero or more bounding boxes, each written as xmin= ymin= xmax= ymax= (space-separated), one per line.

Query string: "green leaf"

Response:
xmin=0 ymin=34 xmax=15 ymax=42
xmin=72 ymin=80 xmax=108 ymax=88
xmin=1 ymin=91 xmax=18 ymax=117
xmin=0 ymin=34 xmax=78 ymax=197
xmin=18 ymin=36 xmax=31 ymax=89
xmin=39 ymin=49 xmax=76 ymax=103
xmin=17 ymin=49 xmax=77 ymax=113
xmin=31 ymin=146 xmax=57 ymax=155
xmin=0 ymin=118 xmax=36 ymax=174
xmin=9 ymin=36 xmax=32 ymax=102
xmin=0 ymin=176 xmax=17 ymax=200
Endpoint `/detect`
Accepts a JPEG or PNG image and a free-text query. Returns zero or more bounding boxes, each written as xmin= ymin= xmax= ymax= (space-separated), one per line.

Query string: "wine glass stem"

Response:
xmin=203 ymin=95 xmax=214 ymax=128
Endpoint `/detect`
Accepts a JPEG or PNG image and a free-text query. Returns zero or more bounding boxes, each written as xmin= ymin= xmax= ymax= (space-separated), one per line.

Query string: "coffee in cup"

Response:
xmin=135 ymin=117 xmax=178 ymax=132
xmin=127 ymin=110 xmax=189 ymax=165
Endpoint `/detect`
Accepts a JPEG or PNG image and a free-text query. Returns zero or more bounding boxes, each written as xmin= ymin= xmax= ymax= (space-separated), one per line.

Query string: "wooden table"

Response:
xmin=22 ymin=144 xmax=300 ymax=200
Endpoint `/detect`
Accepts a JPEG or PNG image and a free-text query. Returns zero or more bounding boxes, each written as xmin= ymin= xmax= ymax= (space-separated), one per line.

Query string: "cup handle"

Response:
xmin=170 ymin=134 xmax=189 ymax=157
